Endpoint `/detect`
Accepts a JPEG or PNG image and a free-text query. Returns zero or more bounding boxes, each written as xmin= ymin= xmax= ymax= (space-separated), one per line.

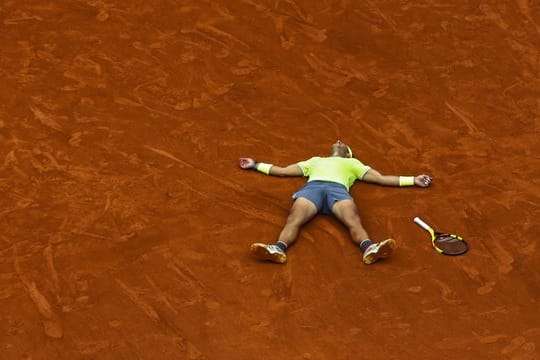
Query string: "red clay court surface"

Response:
xmin=1 ymin=1 xmax=539 ymax=359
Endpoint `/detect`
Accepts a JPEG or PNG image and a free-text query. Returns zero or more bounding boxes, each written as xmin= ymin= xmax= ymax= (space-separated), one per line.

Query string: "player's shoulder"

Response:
xmin=297 ymin=156 xmax=320 ymax=164
xmin=350 ymin=157 xmax=368 ymax=166
xmin=336 ymin=156 xmax=361 ymax=163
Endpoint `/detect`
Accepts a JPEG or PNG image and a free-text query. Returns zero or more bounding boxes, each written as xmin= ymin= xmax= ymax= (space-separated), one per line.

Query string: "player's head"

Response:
xmin=331 ymin=140 xmax=353 ymax=158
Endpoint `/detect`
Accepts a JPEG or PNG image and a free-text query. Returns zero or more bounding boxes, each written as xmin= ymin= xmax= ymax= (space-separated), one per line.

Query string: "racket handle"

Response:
xmin=414 ymin=217 xmax=432 ymax=231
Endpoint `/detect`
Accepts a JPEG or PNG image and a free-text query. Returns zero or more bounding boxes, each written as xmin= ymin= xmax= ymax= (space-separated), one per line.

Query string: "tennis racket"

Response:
xmin=413 ymin=217 xmax=469 ymax=255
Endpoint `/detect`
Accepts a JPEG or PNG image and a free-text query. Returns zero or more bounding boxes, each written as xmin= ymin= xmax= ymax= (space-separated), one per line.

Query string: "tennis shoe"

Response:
xmin=362 ymin=239 xmax=396 ymax=265
xmin=250 ymin=243 xmax=287 ymax=264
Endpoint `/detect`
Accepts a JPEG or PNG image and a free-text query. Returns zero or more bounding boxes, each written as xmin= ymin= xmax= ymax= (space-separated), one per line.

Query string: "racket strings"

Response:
xmin=437 ymin=234 xmax=458 ymax=242
xmin=435 ymin=234 xmax=469 ymax=255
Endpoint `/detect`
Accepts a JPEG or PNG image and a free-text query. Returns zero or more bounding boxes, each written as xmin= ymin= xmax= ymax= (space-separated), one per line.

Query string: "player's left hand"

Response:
xmin=415 ymin=175 xmax=432 ymax=187
xmin=239 ymin=157 xmax=256 ymax=169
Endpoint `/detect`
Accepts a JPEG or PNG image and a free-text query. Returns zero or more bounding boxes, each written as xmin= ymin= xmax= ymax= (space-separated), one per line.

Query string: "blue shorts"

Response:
xmin=292 ymin=180 xmax=352 ymax=215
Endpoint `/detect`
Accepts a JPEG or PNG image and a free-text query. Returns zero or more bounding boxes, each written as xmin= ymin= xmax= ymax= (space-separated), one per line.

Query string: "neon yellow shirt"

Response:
xmin=297 ymin=157 xmax=371 ymax=191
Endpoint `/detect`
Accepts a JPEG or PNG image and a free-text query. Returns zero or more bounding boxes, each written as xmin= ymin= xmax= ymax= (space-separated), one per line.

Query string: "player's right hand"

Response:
xmin=239 ymin=157 xmax=256 ymax=169
xmin=414 ymin=175 xmax=432 ymax=187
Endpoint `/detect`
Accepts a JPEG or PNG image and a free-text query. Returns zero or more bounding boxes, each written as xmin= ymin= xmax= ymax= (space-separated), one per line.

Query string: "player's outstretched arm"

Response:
xmin=239 ymin=157 xmax=303 ymax=177
xmin=362 ymin=169 xmax=432 ymax=188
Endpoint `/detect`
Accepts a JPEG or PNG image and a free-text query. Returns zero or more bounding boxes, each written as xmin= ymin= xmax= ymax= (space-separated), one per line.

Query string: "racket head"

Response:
xmin=433 ymin=232 xmax=469 ymax=255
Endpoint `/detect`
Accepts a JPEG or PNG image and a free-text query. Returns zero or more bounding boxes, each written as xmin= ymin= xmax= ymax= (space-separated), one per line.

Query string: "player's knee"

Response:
xmin=286 ymin=213 xmax=304 ymax=226
xmin=286 ymin=210 xmax=312 ymax=226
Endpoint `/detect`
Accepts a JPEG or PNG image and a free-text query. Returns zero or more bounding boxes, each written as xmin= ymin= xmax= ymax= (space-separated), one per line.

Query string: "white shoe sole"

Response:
xmin=250 ymin=243 xmax=287 ymax=264
xmin=363 ymin=239 xmax=396 ymax=265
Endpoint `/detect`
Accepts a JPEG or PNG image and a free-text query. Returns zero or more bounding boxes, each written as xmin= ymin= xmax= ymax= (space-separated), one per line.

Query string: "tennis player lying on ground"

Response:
xmin=239 ymin=140 xmax=432 ymax=265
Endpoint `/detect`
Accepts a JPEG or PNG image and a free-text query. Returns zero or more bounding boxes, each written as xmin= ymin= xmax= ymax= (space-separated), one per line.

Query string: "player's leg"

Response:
xmin=331 ymin=199 xmax=395 ymax=264
xmin=329 ymin=198 xmax=368 ymax=245
xmin=277 ymin=197 xmax=318 ymax=247
xmin=250 ymin=197 xmax=317 ymax=264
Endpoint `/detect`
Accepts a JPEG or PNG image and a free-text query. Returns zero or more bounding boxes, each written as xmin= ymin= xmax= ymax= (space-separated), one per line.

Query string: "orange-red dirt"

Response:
xmin=1 ymin=1 xmax=539 ymax=359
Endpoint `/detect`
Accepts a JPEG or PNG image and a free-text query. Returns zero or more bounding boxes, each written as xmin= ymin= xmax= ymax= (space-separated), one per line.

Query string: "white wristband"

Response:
xmin=256 ymin=162 xmax=272 ymax=175
xmin=399 ymin=176 xmax=415 ymax=186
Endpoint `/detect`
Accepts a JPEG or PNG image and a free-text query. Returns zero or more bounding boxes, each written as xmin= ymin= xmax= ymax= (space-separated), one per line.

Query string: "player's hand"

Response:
xmin=415 ymin=175 xmax=432 ymax=187
xmin=239 ymin=157 xmax=256 ymax=169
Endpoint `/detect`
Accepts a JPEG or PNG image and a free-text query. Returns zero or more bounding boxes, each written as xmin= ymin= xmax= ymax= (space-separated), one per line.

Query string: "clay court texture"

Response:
xmin=1 ymin=1 xmax=539 ymax=359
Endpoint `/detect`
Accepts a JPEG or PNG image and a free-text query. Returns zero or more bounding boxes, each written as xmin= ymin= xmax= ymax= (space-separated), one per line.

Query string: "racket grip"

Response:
xmin=413 ymin=217 xmax=432 ymax=231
